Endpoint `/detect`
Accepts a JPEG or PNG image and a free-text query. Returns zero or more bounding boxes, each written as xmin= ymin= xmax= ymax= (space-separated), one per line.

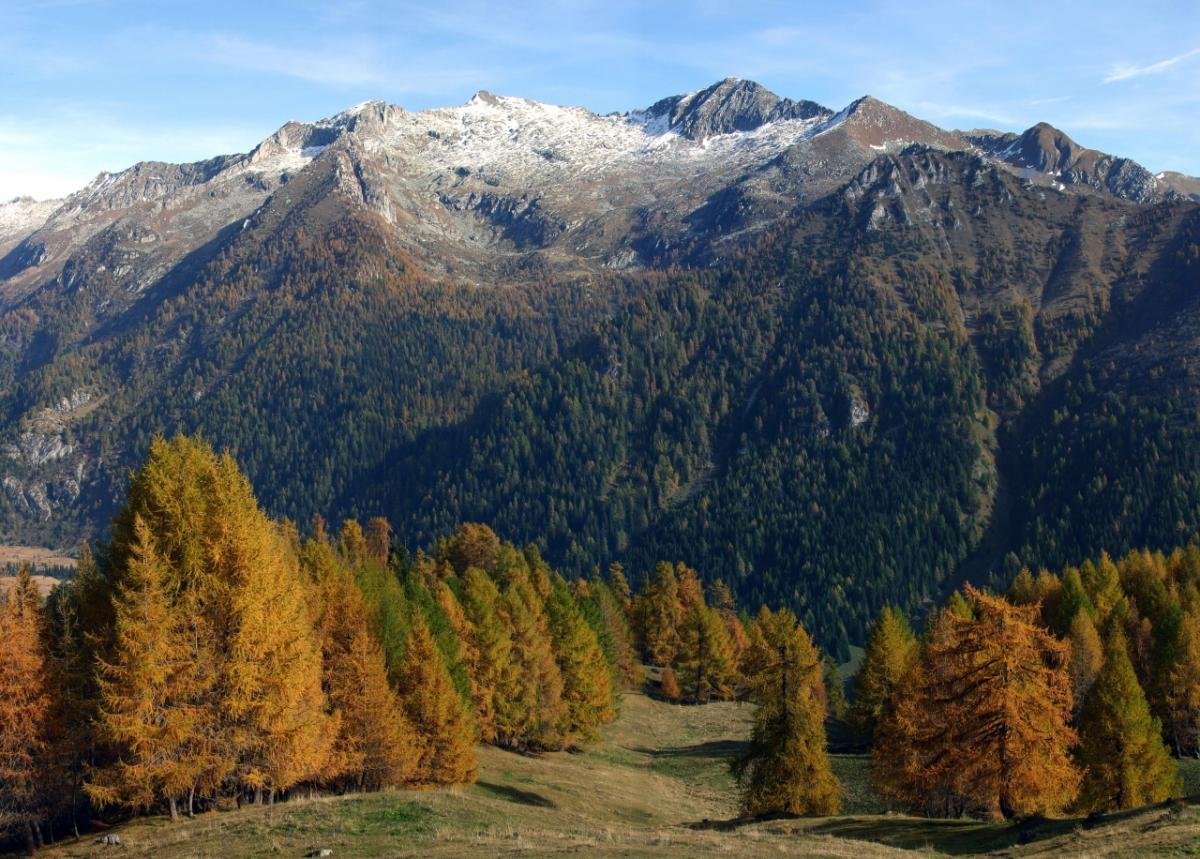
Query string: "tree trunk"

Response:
xmin=254 ymin=786 xmax=263 ymax=806
xmin=169 ymin=796 xmax=179 ymax=821
xmin=23 ymin=820 xmax=35 ymax=856
xmin=187 ymin=787 xmax=196 ymax=818
xmin=71 ymin=775 xmax=80 ymax=838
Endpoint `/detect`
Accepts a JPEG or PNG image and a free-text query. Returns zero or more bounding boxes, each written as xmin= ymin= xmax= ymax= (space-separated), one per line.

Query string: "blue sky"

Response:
xmin=2 ymin=0 xmax=1198 ymax=200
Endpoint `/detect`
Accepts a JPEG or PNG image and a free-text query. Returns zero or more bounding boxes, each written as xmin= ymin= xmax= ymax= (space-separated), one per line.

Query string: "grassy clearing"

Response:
xmin=31 ymin=692 xmax=1200 ymax=858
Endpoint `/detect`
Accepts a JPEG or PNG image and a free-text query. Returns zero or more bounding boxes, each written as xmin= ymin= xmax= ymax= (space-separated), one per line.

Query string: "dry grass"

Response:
xmin=29 ymin=691 xmax=1200 ymax=858
xmin=0 ymin=544 xmax=76 ymax=570
xmin=0 ymin=574 xmax=62 ymax=597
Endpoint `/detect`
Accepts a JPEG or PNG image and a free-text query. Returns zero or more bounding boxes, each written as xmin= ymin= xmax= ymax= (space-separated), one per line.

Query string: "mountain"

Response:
xmin=2 ymin=79 xmax=1198 ymax=651
xmin=965 ymin=122 xmax=1166 ymax=202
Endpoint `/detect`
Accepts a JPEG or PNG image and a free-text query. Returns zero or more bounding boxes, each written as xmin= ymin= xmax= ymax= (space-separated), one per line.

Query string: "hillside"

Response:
xmin=29 ymin=690 xmax=1200 ymax=858
xmin=3 ymin=79 xmax=1200 ymax=650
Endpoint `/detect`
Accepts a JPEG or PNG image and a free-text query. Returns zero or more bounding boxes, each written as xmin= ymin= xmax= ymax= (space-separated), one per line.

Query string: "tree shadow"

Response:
xmin=684 ymin=798 xmax=1196 ymax=855
xmin=632 ymin=739 xmax=746 ymax=759
xmin=474 ymin=781 xmax=558 ymax=809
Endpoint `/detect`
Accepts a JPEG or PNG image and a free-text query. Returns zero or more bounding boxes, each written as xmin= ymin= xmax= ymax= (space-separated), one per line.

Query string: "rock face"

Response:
xmin=643 ymin=77 xmax=831 ymax=140
xmin=965 ymin=122 xmax=1167 ymax=203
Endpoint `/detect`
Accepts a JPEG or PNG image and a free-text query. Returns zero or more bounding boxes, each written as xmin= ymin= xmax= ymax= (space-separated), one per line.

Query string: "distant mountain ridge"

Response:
xmin=1 ymin=78 xmax=1198 ymax=650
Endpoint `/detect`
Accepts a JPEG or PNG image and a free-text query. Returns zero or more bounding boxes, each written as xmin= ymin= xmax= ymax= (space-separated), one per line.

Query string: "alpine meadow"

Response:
xmin=4 ymin=3 xmax=1200 ymax=855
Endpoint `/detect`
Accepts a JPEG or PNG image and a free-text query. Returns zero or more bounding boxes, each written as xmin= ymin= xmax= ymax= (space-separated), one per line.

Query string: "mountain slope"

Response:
xmin=2 ymin=80 xmax=1199 ymax=649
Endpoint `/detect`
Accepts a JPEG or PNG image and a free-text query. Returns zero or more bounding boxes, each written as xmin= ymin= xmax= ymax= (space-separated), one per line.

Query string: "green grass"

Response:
xmin=30 ymin=691 xmax=1200 ymax=858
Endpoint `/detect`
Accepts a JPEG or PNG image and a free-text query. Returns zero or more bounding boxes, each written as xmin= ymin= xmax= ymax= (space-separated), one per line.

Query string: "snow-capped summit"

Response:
xmin=0 ymin=78 xmax=1191 ymax=307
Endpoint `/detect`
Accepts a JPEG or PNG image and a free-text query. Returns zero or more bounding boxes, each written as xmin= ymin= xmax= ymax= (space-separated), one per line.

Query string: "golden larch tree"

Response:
xmin=635 ymin=561 xmax=683 ymax=667
xmin=850 ymin=606 xmax=918 ymax=739
xmin=0 ymin=568 xmax=54 ymax=853
xmin=1075 ymin=625 xmax=1179 ymax=812
xmin=87 ymin=517 xmax=209 ymax=820
xmin=544 ymin=581 xmax=615 ymax=745
xmin=1068 ymin=609 xmax=1104 ymax=716
xmin=458 ymin=567 xmax=519 ymax=744
xmin=733 ymin=607 xmax=840 ymax=816
xmin=875 ymin=589 xmax=1080 ymax=819
xmin=303 ymin=536 xmax=416 ymax=791
xmin=396 ymin=614 xmax=477 ymax=785
xmin=675 ymin=603 xmax=738 ymax=703
xmin=1169 ymin=606 xmax=1200 ymax=756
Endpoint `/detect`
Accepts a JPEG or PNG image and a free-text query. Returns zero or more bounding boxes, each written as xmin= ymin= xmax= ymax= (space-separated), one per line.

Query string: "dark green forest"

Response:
xmin=3 ymin=148 xmax=1200 ymax=652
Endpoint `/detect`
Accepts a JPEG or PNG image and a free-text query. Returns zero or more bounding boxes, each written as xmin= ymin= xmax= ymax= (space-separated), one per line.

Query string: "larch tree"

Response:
xmin=219 ymin=483 xmax=331 ymax=801
xmin=931 ymin=588 xmax=1078 ymax=818
xmin=1068 ymin=610 xmax=1104 ymax=716
xmin=303 ymin=537 xmax=416 ymax=791
xmin=849 ymin=606 xmax=918 ymax=739
xmin=500 ymin=569 xmax=565 ymax=749
xmin=875 ymin=590 xmax=1080 ymax=819
xmin=0 ymin=568 xmax=54 ymax=853
xmin=458 ymin=567 xmax=519 ymax=745
xmin=98 ymin=436 xmax=332 ymax=804
xmin=733 ymin=607 xmax=840 ymax=817
xmin=87 ymin=517 xmax=208 ymax=821
xmin=675 ymin=603 xmax=738 ymax=703
xmin=545 ymin=580 xmax=615 ymax=745
xmin=396 ymin=615 xmax=477 ymax=786
xmin=607 ymin=562 xmax=632 ymax=618
xmin=660 ymin=665 xmax=682 ymax=702
xmin=676 ymin=563 xmax=704 ymax=614
xmin=1076 ymin=625 xmax=1179 ymax=812
xmin=872 ymin=648 xmax=939 ymax=814
xmin=636 ymin=561 xmax=683 ymax=667
xmin=1168 ymin=606 xmax=1200 ymax=756
xmin=363 ymin=517 xmax=392 ymax=568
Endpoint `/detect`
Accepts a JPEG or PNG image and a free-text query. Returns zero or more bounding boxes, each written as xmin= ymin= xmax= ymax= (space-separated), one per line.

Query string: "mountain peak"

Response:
xmin=644 ymin=78 xmax=830 ymax=141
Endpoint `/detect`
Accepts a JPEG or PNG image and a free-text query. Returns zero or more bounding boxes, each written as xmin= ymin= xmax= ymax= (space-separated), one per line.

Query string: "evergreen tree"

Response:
xmin=582 ymin=578 xmax=643 ymax=688
xmin=1076 ymin=626 xmax=1179 ymax=812
xmin=850 ymin=606 xmax=918 ymax=739
xmin=823 ymin=658 xmax=848 ymax=721
xmin=396 ymin=615 xmax=477 ymax=786
xmin=1082 ymin=552 xmax=1125 ymax=627
xmin=733 ymin=607 xmax=840 ymax=816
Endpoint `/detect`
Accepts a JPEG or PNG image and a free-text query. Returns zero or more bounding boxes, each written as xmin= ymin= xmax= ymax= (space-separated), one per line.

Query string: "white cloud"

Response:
xmin=204 ymin=34 xmax=389 ymax=87
xmin=1104 ymin=47 xmax=1200 ymax=83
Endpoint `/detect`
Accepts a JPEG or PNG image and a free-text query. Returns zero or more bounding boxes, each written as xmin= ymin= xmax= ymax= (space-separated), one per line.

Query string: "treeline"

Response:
xmin=0 ymin=436 xmax=632 ymax=853
xmin=851 ymin=546 xmax=1200 ymax=819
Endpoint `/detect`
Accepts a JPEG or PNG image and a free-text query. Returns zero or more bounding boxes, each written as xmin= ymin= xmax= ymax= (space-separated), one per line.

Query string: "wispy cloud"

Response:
xmin=1104 ymin=47 xmax=1200 ymax=83
xmin=204 ymin=34 xmax=388 ymax=87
